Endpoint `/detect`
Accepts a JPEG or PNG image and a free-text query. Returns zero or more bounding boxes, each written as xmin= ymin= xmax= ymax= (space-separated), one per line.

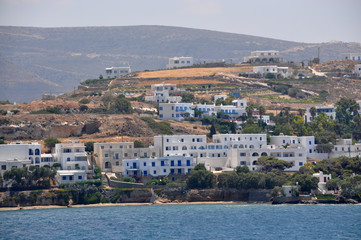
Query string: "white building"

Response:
xmin=158 ymin=99 xmax=247 ymax=121
xmin=56 ymin=170 xmax=87 ymax=184
xmin=270 ymin=135 xmax=317 ymax=158
xmin=54 ymin=141 xmax=88 ymax=171
xmin=145 ymin=83 xmax=182 ymax=103
xmin=214 ymin=95 xmax=228 ymax=102
xmin=94 ymin=142 xmax=160 ymax=173
xmin=342 ymin=53 xmax=361 ymax=61
xmin=305 ymin=105 xmax=336 ymax=122
xmin=253 ymin=65 xmax=292 ymax=78
xmin=105 ymin=66 xmax=131 ymax=79
xmin=123 ymin=156 xmax=194 ymax=177
xmin=167 ymin=57 xmax=193 ymax=69
xmin=330 ymin=139 xmax=361 ymax=158
xmin=159 ymin=102 xmax=194 ymax=121
xmin=354 ymin=64 xmax=361 ymax=77
xmin=0 ymin=142 xmax=41 ymax=173
xmin=244 ymin=50 xmax=283 ymax=64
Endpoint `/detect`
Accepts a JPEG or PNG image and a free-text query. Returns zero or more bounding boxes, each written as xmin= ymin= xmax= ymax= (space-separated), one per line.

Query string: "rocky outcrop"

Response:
xmin=159 ymin=188 xmax=271 ymax=202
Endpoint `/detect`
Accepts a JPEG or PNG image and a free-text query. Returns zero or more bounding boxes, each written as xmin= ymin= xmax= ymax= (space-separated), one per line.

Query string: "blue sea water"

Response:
xmin=0 ymin=204 xmax=360 ymax=240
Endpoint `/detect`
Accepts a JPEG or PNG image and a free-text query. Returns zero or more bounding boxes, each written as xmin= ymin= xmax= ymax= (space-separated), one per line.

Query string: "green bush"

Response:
xmin=140 ymin=117 xmax=173 ymax=135
xmin=79 ymin=98 xmax=91 ymax=104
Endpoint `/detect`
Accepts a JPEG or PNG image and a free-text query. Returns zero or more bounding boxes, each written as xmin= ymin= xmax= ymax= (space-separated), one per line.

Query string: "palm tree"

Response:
xmin=298 ymin=108 xmax=306 ymax=116
xmin=282 ymin=107 xmax=291 ymax=125
xmin=310 ymin=107 xmax=317 ymax=121
xmin=258 ymin=106 xmax=266 ymax=128
xmin=246 ymin=105 xmax=254 ymax=119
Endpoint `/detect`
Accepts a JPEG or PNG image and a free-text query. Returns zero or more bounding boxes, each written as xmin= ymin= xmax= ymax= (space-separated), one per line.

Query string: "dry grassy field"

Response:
xmin=135 ymin=78 xmax=224 ymax=87
xmin=135 ymin=66 xmax=252 ymax=79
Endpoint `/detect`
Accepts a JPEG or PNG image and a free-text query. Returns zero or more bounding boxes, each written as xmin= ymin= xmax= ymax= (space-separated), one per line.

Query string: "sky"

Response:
xmin=0 ymin=0 xmax=360 ymax=43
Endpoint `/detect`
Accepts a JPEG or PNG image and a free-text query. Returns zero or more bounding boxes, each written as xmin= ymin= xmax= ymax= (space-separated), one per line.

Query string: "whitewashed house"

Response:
xmin=354 ymin=64 xmax=361 ymax=77
xmin=342 ymin=53 xmax=361 ymax=61
xmin=167 ymin=57 xmax=193 ymax=69
xmin=253 ymin=66 xmax=292 ymax=78
xmin=53 ymin=141 xmax=89 ymax=184
xmin=105 ymin=66 xmax=131 ymax=79
xmin=244 ymin=50 xmax=283 ymax=64
xmin=0 ymin=142 xmax=41 ymax=174
xmin=123 ymin=156 xmax=194 ymax=177
xmin=158 ymin=102 xmax=194 ymax=121
xmin=145 ymin=83 xmax=183 ymax=103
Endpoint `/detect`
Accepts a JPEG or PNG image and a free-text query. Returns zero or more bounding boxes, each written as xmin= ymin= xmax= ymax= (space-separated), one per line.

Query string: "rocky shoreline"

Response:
xmin=1 ymin=188 xmax=360 ymax=211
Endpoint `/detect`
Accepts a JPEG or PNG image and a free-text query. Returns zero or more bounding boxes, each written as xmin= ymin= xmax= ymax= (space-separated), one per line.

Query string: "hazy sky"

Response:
xmin=0 ymin=0 xmax=360 ymax=43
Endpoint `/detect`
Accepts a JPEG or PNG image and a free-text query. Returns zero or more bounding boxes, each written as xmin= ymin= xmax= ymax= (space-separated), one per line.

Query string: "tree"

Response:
xmin=282 ymin=107 xmax=291 ymax=125
xmin=113 ymin=95 xmax=133 ymax=113
xmin=258 ymin=106 xmax=266 ymax=128
xmin=85 ymin=142 xmax=95 ymax=152
xmin=181 ymin=93 xmax=195 ymax=103
xmin=79 ymin=105 xmax=88 ymax=112
xmin=298 ymin=108 xmax=306 ymax=117
xmin=335 ymin=98 xmax=359 ymax=125
xmin=291 ymin=173 xmax=318 ymax=193
xmin=99 ymin=75 xmax=103 ymax=79
xmin=257 ymin=156 xmax=292 ymax=173
xmin=309 ymin=107 xmax=317 ymax=121
xmin=236 ymin=165 xmax=250 ymax=174
xmin=209 ymin=124 xmax=216 ymax=138
xmin=246 ymin=105 xmax=254 ymax=118
xmin=186 ymin=165 xmax=216 ymax=189
xmin=265 ymin=73 xmax=275 ymax=79
xmin=134 ymin=140 xmax=145 ymax=148
xmin=44 ymin=138 xmax=61 ymax=152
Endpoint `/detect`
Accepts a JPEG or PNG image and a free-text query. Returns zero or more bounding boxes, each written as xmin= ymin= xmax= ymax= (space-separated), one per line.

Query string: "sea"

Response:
xmin=0 ymin=204 xmax=360 ymax=240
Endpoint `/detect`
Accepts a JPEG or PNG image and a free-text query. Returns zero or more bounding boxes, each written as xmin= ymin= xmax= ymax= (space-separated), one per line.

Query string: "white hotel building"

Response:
xmin=123 ymin=156 xmax=194 ymax=177
xmin=305 ymin=105 xmax=336 ymax=122
xmin=167 ymin=57 xmax=193 ymax=69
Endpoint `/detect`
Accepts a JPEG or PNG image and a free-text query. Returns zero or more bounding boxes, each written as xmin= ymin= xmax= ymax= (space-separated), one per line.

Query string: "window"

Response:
xmin=153 ymin=170 xmax=157 ymax=175
xmin=78 ymin=176 xmax=82 ymax=180
xmin=105 ymin=154 xmax=108 ymax=157
xmin=67 ymin=157 xmax=71 ymax=161
xmin=240 ymin=161 xmax=247 ymax=165
xmin=134 ymin=153 xmax=137 ymax=157
xmin=240 ymin=153 xmax=246 ymax=156
xmin=309 ymin=141 xmax=312 ymax=145
xmin=163 ymin=169 xmax=166 ymax=173
xmin=144 ymin=162 xmax=146 ymax=166
xmin=187 ymin=160 xmax=191 ymax=166
xmin=116 ymin=161 xmax=119 ymax=166
xmin=283 ymin=140 xmax=285 ymax=144
xmin=171 ymin=169 xmax=175 ymax=174
xmin=178 ymin=169 xmax=182 ymax=174
xmin=171 ymin=160 xmax=174 ymax=166
xmin=144 ymin=171 xmax=148 ymax=176
xmin=152 ymin=162 xmax=155 ymax=167
xmin=159 ymin=114 xmax=163 ymax=118
xmin=1 ymin=165 xmax=6 ymax=170
xmin=124 ymin=153 xmax=128 ymax=157
xmin=35 ymin=149 xmax=40 ymax=155
xmin=29 ymin=149 xmax=33 ymax=155
xmin=159 ymin=107 xmax=163 ymax=110
xmin=69 ymin=176 xmax=73 ymax=181
xmin=178 ymin=160 xmax=182 ymax=166
xmin=115 ymin=153 xmax=119 ymax=159
xmin=110 ymin=146 xmax=112 ymax=149
xmin=299 ymin=162 xmax=303 ymax=166
xmin=161 ymin=161 xmax=165 ymax=166
xmin=62 ymin=176 xmax=66 ymax=180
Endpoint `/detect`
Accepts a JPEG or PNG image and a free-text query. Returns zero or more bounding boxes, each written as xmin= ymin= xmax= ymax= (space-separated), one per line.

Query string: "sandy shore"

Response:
xmin=0 ymin=201 xmax=250 ymax=211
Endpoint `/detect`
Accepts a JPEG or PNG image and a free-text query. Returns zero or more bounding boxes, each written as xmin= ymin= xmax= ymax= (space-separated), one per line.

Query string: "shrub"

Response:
xmin=79 ymin=98 xmax=91 ymax=104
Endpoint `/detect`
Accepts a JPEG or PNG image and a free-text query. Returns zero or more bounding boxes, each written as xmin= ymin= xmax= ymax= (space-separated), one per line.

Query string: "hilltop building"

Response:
xmin=145 ymin=83 xmax=183 ymax=103
xmin=105 ymin=66 xmax=131 ymax=79
xmin=167 ymin=57 xmax=193 ymax=69
xmin=305 ymin=105 xmax=336 ymax=122
xmin=342 ymin=53 xmax=361 ymax=61
xmin=158 ymin=99 xmax=248 ymax=121
xmin=354 ymin=64 xmax=361 ymax=77
xmin=243 ymin=50 xmax=283 ymax=64
xmin=253 ymin=66 xmax=292 ymax=78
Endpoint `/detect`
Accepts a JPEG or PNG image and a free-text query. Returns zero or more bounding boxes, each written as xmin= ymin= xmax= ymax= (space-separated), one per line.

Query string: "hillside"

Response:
xmin=1 ymin=25 xmax=361 ymax=102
